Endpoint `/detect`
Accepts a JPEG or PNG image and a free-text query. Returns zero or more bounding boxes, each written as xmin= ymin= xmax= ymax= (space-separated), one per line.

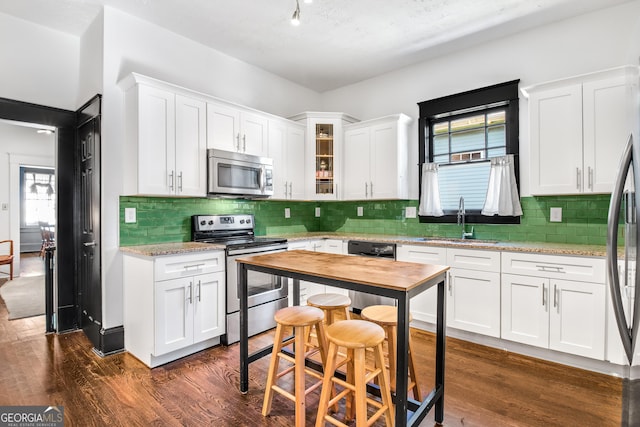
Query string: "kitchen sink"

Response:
xmin=410 ymin=237 xmax=498 ymax=246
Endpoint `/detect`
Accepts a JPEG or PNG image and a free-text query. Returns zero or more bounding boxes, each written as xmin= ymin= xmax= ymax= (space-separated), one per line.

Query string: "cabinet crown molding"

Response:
xmin=521 ymin=65 xmax=639 ymax=98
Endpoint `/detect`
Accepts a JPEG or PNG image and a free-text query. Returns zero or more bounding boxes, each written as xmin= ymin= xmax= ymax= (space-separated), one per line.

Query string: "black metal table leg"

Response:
xmin=292 ymin=278 xmax=300 ymax=306
xmin=239 ymin=262 xmax=249 ymax=393
xmin=395 ymin=292 xmax=410 ymax=427
xmin=435 ymin=278 xmax=447 ymax=424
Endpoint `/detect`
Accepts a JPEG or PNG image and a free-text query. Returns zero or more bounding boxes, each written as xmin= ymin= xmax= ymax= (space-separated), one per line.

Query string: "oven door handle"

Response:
xmin=227 ymin=245 xmax=288 ymax=257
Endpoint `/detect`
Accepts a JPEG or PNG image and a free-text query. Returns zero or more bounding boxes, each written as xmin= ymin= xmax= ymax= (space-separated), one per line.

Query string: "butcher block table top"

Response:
xmin=236 ymin=249 xmax=450 ymax=293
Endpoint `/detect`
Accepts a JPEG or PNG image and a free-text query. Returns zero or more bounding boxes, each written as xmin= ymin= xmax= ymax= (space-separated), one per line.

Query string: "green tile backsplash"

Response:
xmin=120 ymin=194 xmax=615 ymax=246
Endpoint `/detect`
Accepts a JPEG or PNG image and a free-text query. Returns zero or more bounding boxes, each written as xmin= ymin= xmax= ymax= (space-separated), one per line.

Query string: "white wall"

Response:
xmin=77 ymin=10 xmax=104 ymax=107
xmin=0 ymin=12 xmax=79 ymax=111
xmin=320 ymin=0 xmax=640 ymax=198
xmin=99 ymin=7 xmax=323 ymax=329
xmin=0 ymin=121 xmax=55 ymax=276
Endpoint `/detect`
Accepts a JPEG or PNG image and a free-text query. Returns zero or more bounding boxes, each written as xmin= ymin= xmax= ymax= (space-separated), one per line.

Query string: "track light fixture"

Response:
xmin=291 ymin=0 xmax=301 ymax=26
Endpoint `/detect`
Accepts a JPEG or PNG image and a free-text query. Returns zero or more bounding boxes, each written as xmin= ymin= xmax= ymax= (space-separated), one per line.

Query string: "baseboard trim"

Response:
xmin=95 ymin=326 xmax=125 ymax=356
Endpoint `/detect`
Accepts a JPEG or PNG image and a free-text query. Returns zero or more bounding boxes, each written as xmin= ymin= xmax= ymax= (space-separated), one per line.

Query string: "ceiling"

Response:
xmin=0 ymin=0 xmax=630 ymax=92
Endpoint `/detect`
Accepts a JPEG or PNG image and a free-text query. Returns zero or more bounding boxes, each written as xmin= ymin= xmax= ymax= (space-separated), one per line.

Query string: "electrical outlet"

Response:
xmin=285 ymin=208 xmax=291 ymax=218
xmin=315 ymin=207 xmax=321 ymax=217
xmin=405 ymin=206 xmax=417 ymax=218
xmin=124 ymin=208 xmax=137 ymax=223
xmin=357 ymin=206 xmax=363 ymax=217
xmin=550 ymin=207 xmax=562 ymax=222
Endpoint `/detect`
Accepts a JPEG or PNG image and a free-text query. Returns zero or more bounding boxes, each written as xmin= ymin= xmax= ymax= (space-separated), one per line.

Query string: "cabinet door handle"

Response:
xmin=365 ymin=182 xmax=368 ymax=197
xmin=588 ymin=166 xmax=593 ymax=190
xmin=553 ymin=284 xmax=558 ymax=311
xmin=284 ymin=182 xmax=288 ymax=198
xmin=197 ymin=280 xmax=202 ymax=302
xmin=370 ymin=181 xmax=373 ymax=197
xmin=288 ymin=182 xmax=292 ymax=199
xmin=242 ymin=134 xmax=246 ymax=152
xmin=576 ymin=168 xmax=581 ymax=191
xmin=542 ymin=284 xmax=547 ymax=307
xmin=448 ymin=273 xmax=453 ymax=296
xmin=178 ymin=171 xmax=183 ymax=192
xmin=335 ymin=183 xmax=338 ymax=197
xmin=187 ymin=282 xmax=193 ymax=304
xmin=169 ymin=171 xmax=174 ymax=191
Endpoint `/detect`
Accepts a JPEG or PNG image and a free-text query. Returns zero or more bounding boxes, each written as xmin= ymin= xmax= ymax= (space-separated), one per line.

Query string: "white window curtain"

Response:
xmin=419 ymin=163 xmax=444 ymax=217
xmin=481 ymin=154 xmax=523 ymax=216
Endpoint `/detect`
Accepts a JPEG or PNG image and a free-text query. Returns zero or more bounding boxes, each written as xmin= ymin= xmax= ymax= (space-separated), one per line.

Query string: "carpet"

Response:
xmin=0 ymin=275 xmax=45 ymax=320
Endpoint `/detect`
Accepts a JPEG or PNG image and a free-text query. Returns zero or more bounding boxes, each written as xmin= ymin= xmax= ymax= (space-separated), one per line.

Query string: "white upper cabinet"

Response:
xmin=268 ymin=118 xmax=306 ymax=199
xmin=120 ymin=74 xmax=206 ymax=196
xmin=527 ymin=66 xmax=638 ymax=195
xmin=290 ymin=112 xmax=358 ymax=201
xmin=206 ymin=102 xmax=268 ymax=156
xmin=343 ymin=114 xmax=412 ymax=200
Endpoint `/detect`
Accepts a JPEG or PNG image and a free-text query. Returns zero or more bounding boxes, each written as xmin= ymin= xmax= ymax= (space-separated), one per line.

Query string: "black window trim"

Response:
xmin=418 ymin=80 xmax=520 ymax=225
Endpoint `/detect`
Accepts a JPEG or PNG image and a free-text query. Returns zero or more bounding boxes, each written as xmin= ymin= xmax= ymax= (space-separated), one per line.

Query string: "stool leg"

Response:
xmin=315 ymin=341 xmax=338 ymax=427
xmin=354 ymin=348 xmax=368 ymax=427
xmin=408 ymin=333 xmax=422 ymax=401
xmin=387 ymin=325 xmax=397 ymax=392
xmin=294 ymin=325 xmax=306 ymax=427
xmin=374 ymin=343 xmax=395 ymax=427
xmin=343 ymin=306 xmax=350 ymax=321
xmin=345 ymin=348 xmax=355 ymax=422
xmin=262 ymin=323 xmax=284 ymax=416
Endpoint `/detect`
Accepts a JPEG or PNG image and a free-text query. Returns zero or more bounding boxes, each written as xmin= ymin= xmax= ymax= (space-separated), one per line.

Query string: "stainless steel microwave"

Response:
xmin=207 ymin=149 xmax=273 ymax=198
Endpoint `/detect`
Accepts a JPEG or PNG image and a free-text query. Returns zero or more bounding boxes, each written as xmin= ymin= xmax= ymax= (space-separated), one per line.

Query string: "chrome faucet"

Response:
xmin=457 ymin=196 xmax=474 ymax=239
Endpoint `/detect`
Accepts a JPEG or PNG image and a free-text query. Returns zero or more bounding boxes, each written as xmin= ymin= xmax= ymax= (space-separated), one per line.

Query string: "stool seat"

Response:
xmin=307 ymin=293 xmax=351 ymax=310
xmin=361 ymin=304 xmax=412 ymax=325
xmin=274 ymin=305 xmax=324 ymax=326
xmin=325 ymin=319 xmax=384 ymax=349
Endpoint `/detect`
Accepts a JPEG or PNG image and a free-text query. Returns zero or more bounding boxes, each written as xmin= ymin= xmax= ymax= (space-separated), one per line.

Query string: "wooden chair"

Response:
xmin=0 ymin=240 xmax=14 ymax=280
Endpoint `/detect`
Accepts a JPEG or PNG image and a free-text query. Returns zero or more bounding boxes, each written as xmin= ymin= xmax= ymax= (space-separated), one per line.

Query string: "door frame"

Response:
xmin=0 ymin=97 xmax=77 ymax=332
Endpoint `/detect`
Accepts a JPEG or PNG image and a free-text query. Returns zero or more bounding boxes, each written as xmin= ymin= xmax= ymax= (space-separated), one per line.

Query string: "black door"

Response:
xmin=76 ymin=96 xmax=102 ymax=350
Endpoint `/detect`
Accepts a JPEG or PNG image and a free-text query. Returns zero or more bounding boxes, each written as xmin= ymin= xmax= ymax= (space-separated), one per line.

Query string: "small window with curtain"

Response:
xmin=418 ymin=80 xmax=521 ymax=224
xmin=20 ymin=167 xmax=56 ymax=227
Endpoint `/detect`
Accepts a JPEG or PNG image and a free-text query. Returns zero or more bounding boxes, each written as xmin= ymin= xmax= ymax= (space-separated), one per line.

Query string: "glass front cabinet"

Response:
xmin=289 ymin=112 xmax=358 ymax=200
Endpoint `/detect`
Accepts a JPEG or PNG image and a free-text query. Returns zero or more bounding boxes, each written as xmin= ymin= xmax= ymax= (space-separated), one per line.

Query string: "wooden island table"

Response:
xmin=236 ymin=249 xmax=449 ymax=427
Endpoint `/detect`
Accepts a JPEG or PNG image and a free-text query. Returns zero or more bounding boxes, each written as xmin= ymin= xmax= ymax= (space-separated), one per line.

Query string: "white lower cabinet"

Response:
xmin=396 ymin=244 xmax=446 ymax=324
xmin=501 ymin=252 xmax=606 ymax=360
xmin=319 ymin=239 xmax=349 ymax=296
xmin=447 ymin=249 xmax=501 ymax=338
xmin=155 ymin=272 xmax=225 ymax=356
xmin=123 ymin=250 xmax=226 ymax=368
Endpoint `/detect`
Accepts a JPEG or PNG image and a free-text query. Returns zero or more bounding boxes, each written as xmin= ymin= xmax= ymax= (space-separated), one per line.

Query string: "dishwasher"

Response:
xmin=347 ymin=240 xmax=397 ymax=313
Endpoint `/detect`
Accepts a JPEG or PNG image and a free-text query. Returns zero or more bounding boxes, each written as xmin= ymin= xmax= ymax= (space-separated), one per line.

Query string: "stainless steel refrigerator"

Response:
xmin=607 ymin=134 xmax=640 ymax=426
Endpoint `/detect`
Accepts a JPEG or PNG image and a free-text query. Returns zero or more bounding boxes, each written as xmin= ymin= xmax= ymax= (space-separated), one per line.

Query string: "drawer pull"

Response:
xmin=536 ymin=265 xmax=565 ymax=273
xmin=183 ymin=263 xmax=205 ymax=271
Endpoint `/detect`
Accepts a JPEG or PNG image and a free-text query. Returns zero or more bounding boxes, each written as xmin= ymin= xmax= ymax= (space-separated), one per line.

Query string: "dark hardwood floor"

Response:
xmin=0 ymin=258 xmax=623 ymax=426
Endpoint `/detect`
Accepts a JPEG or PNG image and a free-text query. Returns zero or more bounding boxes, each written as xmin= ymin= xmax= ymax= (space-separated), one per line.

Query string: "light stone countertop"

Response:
xmin=120 ymin=241 xmax=225 ymax=257
xmin=120 ymin=233 xmax=610 ymax=258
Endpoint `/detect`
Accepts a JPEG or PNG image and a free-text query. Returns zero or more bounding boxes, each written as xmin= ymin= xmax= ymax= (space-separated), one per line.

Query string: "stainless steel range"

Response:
xmin=192 ymin=214 xmax=288 ymax=345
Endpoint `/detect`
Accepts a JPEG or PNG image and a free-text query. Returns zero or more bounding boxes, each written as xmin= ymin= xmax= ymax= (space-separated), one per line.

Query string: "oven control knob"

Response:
xmin=208 ymin=220 xmax=214 ymax=225
xmin=200 ymin=220 xmax=206 ymax=226
xmin=247 ymin=219 xmax=251 ymax=224
xmin=240 ymin=219 xmax=245 ymax=224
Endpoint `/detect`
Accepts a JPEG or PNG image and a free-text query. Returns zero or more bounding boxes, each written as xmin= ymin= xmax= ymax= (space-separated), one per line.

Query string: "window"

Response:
xmin=20 ymin=167 xmax=56 ymax=227
xmin=418 ymin=80 xmax=520 ymax=224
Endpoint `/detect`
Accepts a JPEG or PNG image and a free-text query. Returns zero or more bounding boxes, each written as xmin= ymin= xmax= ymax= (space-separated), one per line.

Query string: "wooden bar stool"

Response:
xmin=361 ymin=304 xmax=422 ymax=401
xmin=315 ymin=319 xmax=394 ymax=427
xmin=307 ymin=293 xmax=351 ymax=325
xmin=262 ymin=306 xmax=327 ymax=427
